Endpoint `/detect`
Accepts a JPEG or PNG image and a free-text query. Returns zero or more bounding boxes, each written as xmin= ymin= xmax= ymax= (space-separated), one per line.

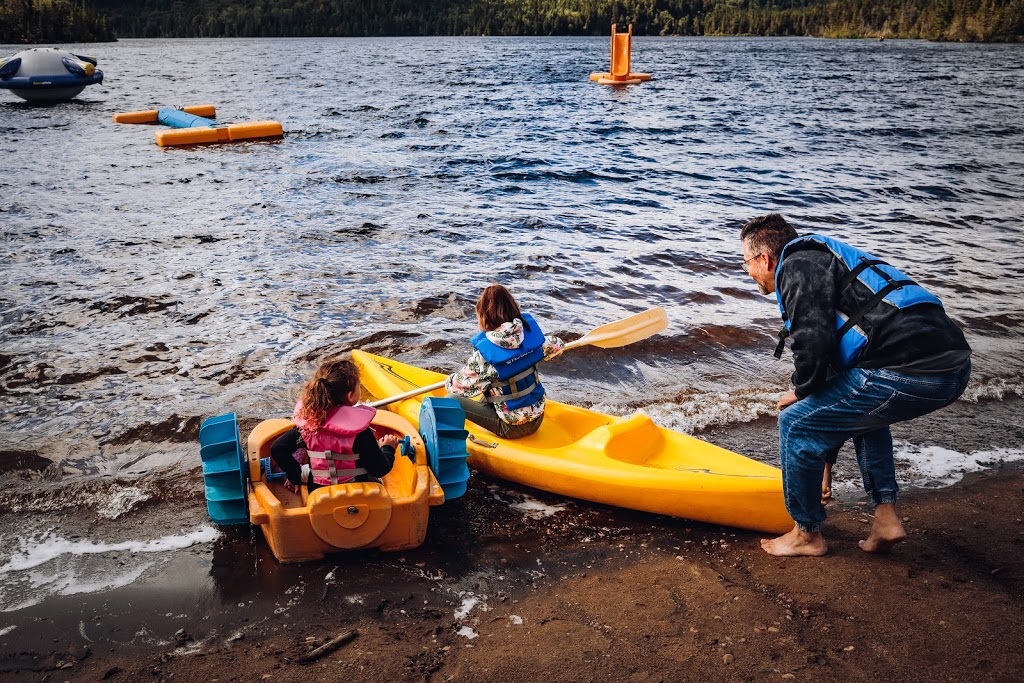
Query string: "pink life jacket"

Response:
xmin=293 ymin=401 xmax=376 ymax=486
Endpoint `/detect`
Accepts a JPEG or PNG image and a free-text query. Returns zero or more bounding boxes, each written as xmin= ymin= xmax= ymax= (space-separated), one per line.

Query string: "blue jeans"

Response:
xmin=778 ymin=361 xmax=971 ymax=532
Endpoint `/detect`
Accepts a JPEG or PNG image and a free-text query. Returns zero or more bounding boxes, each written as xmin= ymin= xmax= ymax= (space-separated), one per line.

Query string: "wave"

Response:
xmin=0 ymin=526 xmax=219 ymax=614
xmin=963 ymin=378 xmax=1024 ymax=402
xmin=891 ymin=442 xmax=1024 ymax=488
xmin=0 ymin=526 xmax=219 ymax=573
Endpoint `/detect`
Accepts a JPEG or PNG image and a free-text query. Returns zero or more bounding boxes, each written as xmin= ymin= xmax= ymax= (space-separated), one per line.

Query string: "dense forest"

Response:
xmin=2 ymin=0 xmax=1022 ymax=44
xmin=0 ymin=0 xmax=115 ymax=43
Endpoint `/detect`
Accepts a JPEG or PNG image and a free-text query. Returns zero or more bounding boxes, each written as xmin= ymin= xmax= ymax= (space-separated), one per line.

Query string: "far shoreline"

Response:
xmin=4 ymin=34 xmax=1017 ymax=45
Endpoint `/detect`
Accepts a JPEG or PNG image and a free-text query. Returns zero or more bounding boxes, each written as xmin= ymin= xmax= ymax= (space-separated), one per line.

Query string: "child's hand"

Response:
xmin=378 ymin=434 xmax=400 ymax=448
xmin=284 ymin=480 xmax=300 ymax=494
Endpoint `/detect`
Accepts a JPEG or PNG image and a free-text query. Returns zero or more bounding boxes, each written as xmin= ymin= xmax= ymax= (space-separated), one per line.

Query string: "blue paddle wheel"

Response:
xmin=418 ymin=397 xmax=470 ymax=500
xmin=198 ymin=413 xmax=248 ymax=525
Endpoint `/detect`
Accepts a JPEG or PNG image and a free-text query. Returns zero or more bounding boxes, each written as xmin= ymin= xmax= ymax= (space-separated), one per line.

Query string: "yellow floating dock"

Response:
xmin=155 ymin=120 xmax=283 ymax=147
xmin=113 ymin=104 xmax=283 ymax=147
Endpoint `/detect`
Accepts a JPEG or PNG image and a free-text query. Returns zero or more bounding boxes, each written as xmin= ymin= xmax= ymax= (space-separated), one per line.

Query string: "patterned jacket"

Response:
xmin=446 ymin=317 xmax=565 ymax=425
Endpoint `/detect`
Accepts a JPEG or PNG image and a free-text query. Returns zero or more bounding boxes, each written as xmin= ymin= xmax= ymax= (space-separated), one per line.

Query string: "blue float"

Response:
xmin=157 ymin=108 xmax=216 ymax=128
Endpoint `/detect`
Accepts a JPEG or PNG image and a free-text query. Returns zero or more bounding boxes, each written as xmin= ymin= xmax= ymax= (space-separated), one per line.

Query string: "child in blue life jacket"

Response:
xmin=445 ymin=284 xmax=564 ymax=439
xmin=271 ymin=356 xmax=398 ymax=493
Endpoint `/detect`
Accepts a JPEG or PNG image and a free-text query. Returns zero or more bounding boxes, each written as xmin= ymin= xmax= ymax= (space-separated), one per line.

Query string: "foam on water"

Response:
xmin=0 ymin=526 xmax=220 ymax=613
xmin=627 ymin=389 xmax=782 ymax=434
xmin=0 ymin=526 xmax=220 ymax=573
xmin=486 ymin=483 xmax=567 ymax=519
xmin=96 ymin=485 xmax=152 ymax=519
xmin=831 ymin=443 xmax=1024 ymax=496
xmin=963 ymin=378 xmax=1024 ymax=403
xmin=893 ymin=443 xmax=1024 ymax=487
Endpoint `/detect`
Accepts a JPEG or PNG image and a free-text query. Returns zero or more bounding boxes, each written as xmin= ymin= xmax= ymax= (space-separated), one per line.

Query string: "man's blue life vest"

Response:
xmin=471 ymin=313 xmax=547 ymax=410
xmin=773 ymin=234 xmax=942 ymax=370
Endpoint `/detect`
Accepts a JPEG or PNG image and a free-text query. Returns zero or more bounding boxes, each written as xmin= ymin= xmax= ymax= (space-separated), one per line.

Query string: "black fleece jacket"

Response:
xmin=776 ymin=244 xmax=971 ymax=399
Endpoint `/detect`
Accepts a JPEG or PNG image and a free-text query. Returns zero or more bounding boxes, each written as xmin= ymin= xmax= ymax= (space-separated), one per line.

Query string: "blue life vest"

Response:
xmin=471 ymin=313 xmax=547 ymax=410
xmin=774 ymin=234 xmax=942 ymax=370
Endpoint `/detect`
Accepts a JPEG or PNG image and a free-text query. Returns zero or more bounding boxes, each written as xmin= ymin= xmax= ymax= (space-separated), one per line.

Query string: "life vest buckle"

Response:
xmin=773 ymin=329 xmax=790 ymax=359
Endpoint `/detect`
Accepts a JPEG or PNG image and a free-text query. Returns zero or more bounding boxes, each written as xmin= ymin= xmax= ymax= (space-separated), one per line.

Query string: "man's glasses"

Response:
xmin=741 ymin=253 xmax=764 ymax=272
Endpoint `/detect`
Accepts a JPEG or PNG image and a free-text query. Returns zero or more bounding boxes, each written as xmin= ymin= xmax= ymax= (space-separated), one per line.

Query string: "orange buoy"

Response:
xmin=589 ymin=23 xmax=652 ymax=85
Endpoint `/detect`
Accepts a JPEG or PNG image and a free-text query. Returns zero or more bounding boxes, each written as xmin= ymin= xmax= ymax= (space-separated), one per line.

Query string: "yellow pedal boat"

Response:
xmin=201 ymin=410 xmax=446 ymax=563
xmin=352 ymin=350 xmax=793 ymax=534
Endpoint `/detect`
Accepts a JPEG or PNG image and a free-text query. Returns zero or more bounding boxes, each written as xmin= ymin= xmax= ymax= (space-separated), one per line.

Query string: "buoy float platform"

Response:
xmin=113 ymin=105 xmax=283 ymax=147
xmin=589 ymin=23 xmax=652 ymax=86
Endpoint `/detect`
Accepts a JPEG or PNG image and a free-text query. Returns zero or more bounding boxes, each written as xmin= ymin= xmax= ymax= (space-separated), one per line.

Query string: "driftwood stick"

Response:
xmin=296 ymin=630 xmax=358 ymax=664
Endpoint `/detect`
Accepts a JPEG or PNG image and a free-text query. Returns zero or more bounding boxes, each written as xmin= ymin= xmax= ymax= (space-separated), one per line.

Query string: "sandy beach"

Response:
xmin=1 ymin=398 xmax=1021 ymax=683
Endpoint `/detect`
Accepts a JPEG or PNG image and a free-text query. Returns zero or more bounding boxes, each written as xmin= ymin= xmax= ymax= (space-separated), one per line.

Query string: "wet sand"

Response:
xmin=1 ymin=399 xmax=1023 ymax=682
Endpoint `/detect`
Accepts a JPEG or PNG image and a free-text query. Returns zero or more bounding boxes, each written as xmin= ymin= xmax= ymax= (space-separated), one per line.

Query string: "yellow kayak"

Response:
xmin=352 ymin=350 xmax=793 ymax=534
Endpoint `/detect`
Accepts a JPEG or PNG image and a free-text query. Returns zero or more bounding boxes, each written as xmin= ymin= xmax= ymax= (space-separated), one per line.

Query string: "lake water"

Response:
xmin=1 ymin=37 xmax=1023 ymax=616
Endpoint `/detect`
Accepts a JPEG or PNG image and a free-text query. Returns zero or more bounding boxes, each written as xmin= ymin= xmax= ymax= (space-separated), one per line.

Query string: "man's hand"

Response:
xmin=777 ymin=389 xmax=799 ymax=411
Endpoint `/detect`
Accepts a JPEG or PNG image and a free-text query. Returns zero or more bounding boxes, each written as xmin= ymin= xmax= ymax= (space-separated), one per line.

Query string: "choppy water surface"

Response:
xmin=1 ymin=36 xmax=1022 ymax=473
xmin=2 ymin=36 xmax=1024 ymax=635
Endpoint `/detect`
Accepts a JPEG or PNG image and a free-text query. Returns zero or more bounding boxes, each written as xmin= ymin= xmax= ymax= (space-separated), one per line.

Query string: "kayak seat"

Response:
xmin=595 ymin=413 xmax=663 ymax=466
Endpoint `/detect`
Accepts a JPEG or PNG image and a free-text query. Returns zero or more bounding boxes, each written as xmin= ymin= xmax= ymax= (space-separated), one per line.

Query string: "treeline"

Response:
xmin=701 ymin=0 xmax=1024 ymax=41
xmin=3 ymin=0 xmax=1022 ymax=44
xmin=1 ymin=0 xmax=116 ymax=43
xmin=91 ymin=0 xmax=1024 ymax=41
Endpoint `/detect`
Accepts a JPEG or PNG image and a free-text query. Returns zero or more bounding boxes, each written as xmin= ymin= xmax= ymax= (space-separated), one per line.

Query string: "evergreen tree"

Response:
xmin=3 ymin=0 xmax=1021 ymax=44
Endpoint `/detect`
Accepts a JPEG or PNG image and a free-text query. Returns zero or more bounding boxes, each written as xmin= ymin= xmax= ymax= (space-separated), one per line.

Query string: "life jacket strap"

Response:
xmin=774 ymin=329 xmax=790 ymax=359
xmin=307 ymin=449 xmax=367 ymax=484
xmin=836 ymin=279 xmax=915 ymax=341
xmin=838 ymin=258 xmax=888 ymax=290
xmin=483 ymin=365 xmax=538 ymax=404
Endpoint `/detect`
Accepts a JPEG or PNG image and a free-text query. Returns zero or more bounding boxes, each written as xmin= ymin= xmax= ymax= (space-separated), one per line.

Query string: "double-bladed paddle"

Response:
xmin=368 ymin=306 xmax=668 ymax=408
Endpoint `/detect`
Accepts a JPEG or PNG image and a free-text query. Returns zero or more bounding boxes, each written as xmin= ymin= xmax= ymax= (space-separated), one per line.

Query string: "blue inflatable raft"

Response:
xmin=0 ymin=48 xmax=103 ymax=103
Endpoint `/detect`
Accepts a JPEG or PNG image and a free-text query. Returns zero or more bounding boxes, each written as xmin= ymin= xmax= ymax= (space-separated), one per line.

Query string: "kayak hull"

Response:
xmin=352 ymin=350 xmax=792 ymax=534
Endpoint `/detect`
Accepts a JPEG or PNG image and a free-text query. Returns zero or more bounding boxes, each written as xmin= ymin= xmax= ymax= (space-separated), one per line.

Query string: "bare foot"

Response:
xmin=859 ymin=503 xmax=907 ymax=553
xmin=821 ymin=462 xmax=834 ymax=505
xmin=761 ymin=525 xmax=828 ymax=557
